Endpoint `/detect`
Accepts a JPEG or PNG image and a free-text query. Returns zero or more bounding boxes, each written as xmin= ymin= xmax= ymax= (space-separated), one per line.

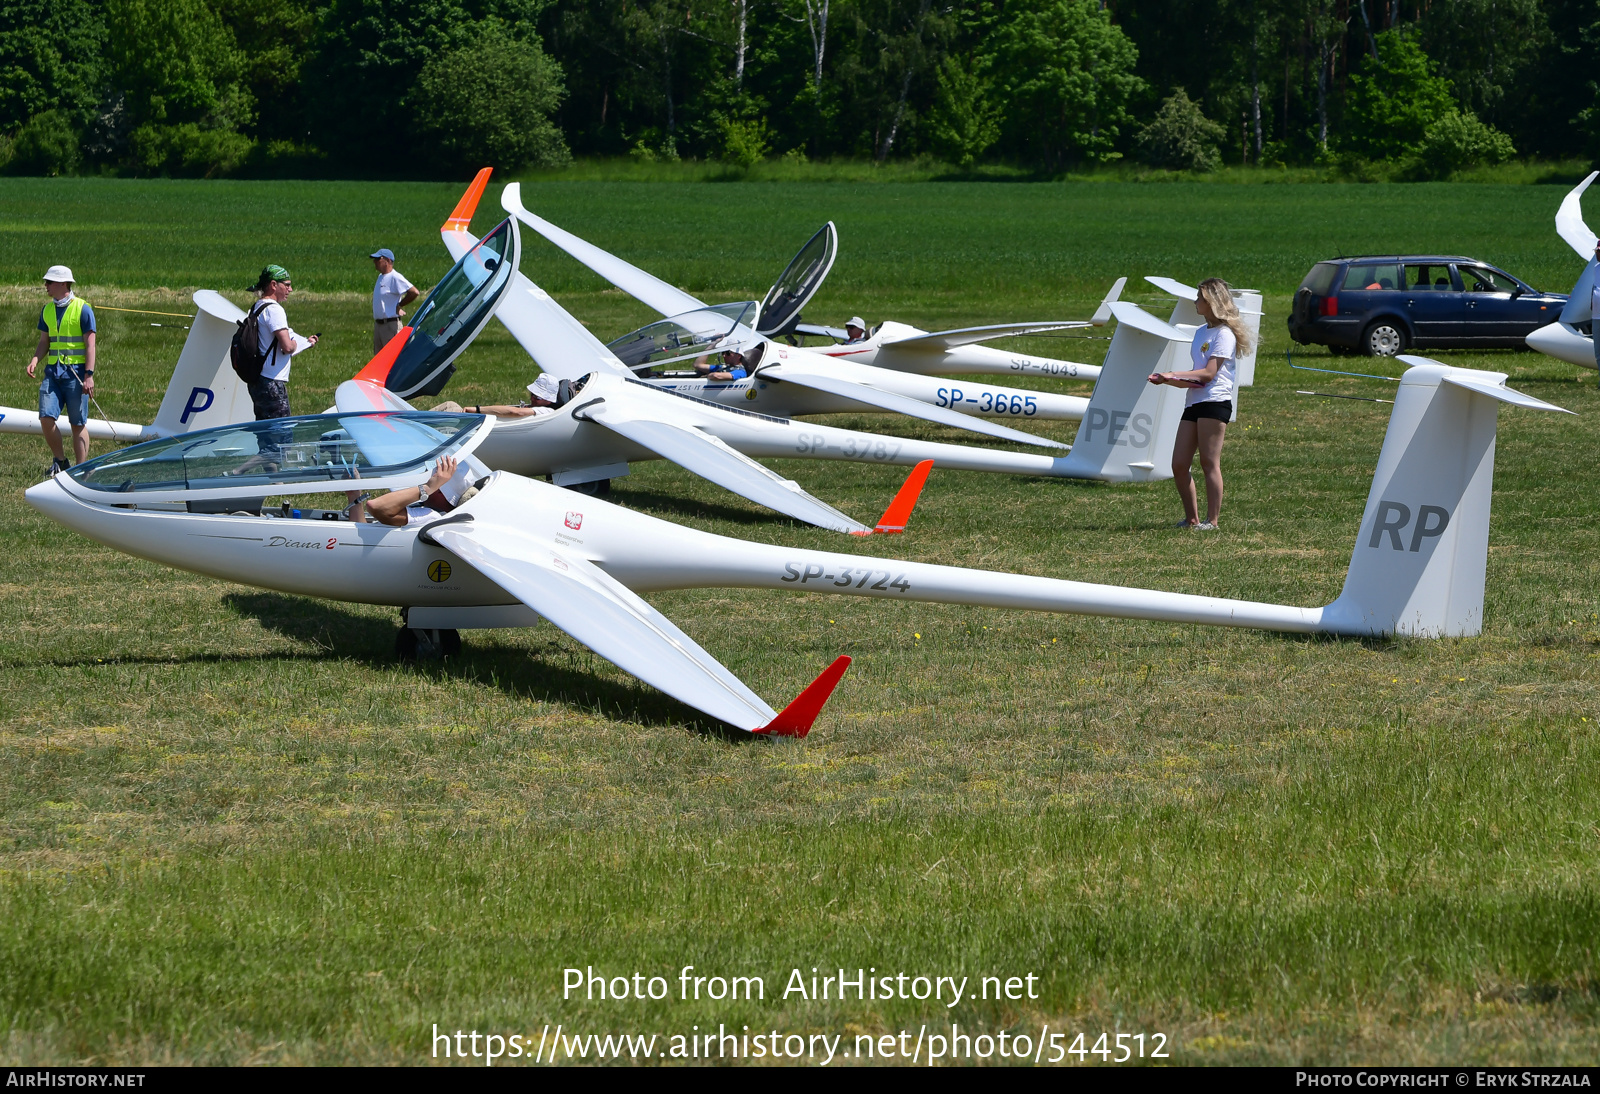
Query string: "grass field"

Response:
xmin=2 ymin=178 xmax=1600 ymax=1065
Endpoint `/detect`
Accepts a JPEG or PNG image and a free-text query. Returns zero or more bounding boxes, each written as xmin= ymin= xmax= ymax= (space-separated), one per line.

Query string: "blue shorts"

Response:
xmin=38 ymin=364 xmax=87 ymax=426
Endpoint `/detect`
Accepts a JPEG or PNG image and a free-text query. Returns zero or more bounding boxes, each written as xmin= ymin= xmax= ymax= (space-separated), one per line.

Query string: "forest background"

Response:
xmin=0 ymin=0 xmax=1594 ymax=182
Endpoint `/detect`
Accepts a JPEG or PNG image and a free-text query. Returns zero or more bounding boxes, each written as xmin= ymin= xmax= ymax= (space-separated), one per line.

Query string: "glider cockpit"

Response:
xmin=607 ymin=302 xmax=764 ymax=375
xmin=56 ymin=411 xmax=491 ymax=511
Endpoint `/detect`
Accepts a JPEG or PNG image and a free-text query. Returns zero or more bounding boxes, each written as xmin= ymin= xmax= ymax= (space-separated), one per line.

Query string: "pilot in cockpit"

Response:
xmin=435 ymin=373 xmax=564 ymax=418
xmin=694 ymin=349 xmax=749 ymax=382
xmin=347 ymin=455 xmax=487 ymax=528
xmin=843 ymin=317 xmax=868 ymax=344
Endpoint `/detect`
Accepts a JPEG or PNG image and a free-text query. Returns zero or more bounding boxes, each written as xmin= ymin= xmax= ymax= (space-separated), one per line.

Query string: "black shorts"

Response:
xmin=1181 ymin=400 xmax=1232 ymax=423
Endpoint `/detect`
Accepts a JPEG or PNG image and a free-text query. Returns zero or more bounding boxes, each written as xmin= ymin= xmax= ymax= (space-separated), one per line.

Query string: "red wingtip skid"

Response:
xmin=755 ymin=655 xmax=852 ymax=738
xmin=353 ymin=325 xmax=413 ymax=385
xmin=872 ymin=459 xmax=934 ymax=534
xmin=442 ymin=168 xmax=494 ymax=233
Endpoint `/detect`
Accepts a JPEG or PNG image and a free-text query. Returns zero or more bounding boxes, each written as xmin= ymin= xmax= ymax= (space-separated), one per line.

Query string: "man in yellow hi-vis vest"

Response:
xmin=25 ymin=264 xmax=96 ymax=472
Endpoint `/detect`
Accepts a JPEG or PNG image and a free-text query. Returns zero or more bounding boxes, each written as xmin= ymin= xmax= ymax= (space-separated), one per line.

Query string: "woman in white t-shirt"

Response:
xmin=1146 ymin=277 xmax=1252 ymax=530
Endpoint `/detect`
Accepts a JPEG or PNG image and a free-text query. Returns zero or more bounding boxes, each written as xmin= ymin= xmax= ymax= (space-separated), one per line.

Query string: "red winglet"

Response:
xmin=443 ymin=168 xmax=494 ymax=234
xmin=869 ymin=459 xmax=933 ymax=535
xmin=353 ymin=324 xmax=413 ymax=385
xmin=754 ymin=655 xmax=852 ymax=738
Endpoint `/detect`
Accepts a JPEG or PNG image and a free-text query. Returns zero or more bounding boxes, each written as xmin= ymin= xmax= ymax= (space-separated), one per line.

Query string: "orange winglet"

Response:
xmin=353 ymin=325 xmax=413 ymax=385
xmin=443 ymin=167 xmax=494 ymax=234
xmin=754 ymin=655 xmax=852 ymax=738
xmin=865 ymin=459 xmax=933 ymax=535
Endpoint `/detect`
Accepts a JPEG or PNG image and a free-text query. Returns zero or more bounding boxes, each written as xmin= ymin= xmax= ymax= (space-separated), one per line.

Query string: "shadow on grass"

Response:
xmin=603 ymin=486 xmax=798 ymax=529
xmin=219 ymin=592 xmax=753 ymax=741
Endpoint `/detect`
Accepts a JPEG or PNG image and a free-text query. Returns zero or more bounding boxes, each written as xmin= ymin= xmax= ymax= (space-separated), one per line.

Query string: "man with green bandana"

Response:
xmin=245 ymin=263 xmax=319 ymax=420
xmin=24 ymin=264 xmax=96 ymax=472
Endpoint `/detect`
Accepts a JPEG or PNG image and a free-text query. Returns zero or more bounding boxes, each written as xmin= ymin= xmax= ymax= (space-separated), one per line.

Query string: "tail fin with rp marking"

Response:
xmin=1320 ymin=357 xmax=1572 ymax=637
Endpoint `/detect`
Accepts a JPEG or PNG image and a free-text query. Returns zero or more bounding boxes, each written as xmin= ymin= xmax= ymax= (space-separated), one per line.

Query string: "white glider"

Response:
xmin=339 ymin=177 xmax=1196 ymax=540
xmin=501 ymin=186 xmax=1100 ymax=433
xmin=26 ymin=356 xmax=1569 ymax=732
xmin=0 ymin=291 xmax=252 ymax=443
xmin=1524 ymin=171 xmax=1598 ymax=369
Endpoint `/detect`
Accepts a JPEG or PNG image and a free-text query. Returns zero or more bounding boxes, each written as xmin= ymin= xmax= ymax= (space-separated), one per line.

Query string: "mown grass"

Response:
xmin=1 ymin=179 xmax=1599 ymax=1064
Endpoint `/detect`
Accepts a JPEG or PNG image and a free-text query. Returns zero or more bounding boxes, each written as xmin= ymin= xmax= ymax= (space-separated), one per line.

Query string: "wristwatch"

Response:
xmin=417 ymin=485 xmax=431 ymax=505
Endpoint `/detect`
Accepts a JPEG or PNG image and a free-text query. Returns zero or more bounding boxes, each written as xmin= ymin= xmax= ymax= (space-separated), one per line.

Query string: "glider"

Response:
xmin=0 ymin=291 xmax=253 ymax=443
xmin=1524 ymin=171 xmax=1598 ymax=369
xmin=338 ymin=178 xmax=1198 ymax=540
xmin=26 ymin=357 xmax=1569 ymax=732
xmin=749 ymin=221 xmax=1118 ymax=382
xmin=501 ymin=188 xmax=1103 ymax=433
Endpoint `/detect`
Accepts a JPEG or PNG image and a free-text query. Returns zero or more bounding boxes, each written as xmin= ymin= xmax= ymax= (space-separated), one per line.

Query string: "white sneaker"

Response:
xmin=1195 ymin=521 xmax=1218 ymax=531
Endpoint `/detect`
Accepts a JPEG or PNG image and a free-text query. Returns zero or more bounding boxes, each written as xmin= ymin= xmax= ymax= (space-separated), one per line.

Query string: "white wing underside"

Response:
xmin=759 ymin=365 xmax=1070 ymax=449
xmin=427 ymin=519 xmax=777 ymax=730
xmin=501 ymin=185 xmax=705 ymax=318
xmin=580 ymin=401 xmax=871 ymax=533
xmin=1557 ymin=171 xmax=1600 ymax=260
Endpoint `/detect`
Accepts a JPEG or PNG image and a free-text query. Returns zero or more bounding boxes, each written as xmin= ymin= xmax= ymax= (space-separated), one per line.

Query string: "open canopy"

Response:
xmin=65 ymin=412 xmax=489 ymax=500
xmin=606 ymin=303 xmax=761 ymax=371
xmin=757 ymin=222 xmax=836 ymax=338
xmin=385 ymin=216 xmax=521 ymax=398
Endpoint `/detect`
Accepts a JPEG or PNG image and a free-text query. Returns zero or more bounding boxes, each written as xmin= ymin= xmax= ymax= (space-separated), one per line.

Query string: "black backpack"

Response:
xmin=231 ymin=301 xmax=272 ymax=381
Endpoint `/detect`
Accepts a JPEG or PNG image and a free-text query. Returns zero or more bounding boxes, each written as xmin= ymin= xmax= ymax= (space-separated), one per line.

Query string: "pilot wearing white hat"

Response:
xmin=844 ymin=317 xmax=868 ymax=344
xmin=441 ymin=371 xmax=564 ymax=419
xmin=25 ymin=264 xmax=97 ymax=471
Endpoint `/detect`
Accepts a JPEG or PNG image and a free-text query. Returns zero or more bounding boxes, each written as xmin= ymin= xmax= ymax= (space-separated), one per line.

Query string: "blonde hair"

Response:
xmin=1197 ymin=277 xmax=1253 ymax=358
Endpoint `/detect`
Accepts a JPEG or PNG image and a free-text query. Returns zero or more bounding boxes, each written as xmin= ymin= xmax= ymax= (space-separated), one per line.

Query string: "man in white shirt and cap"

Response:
xmin=371 ymin=248 xmax=420 ymax=353
xmin=843 ymin=317 xmax=868 ymax=344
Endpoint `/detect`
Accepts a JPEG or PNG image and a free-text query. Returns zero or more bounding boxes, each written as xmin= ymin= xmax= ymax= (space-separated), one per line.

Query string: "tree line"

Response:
xmin=0 ymin=0 xmax=1588 ymax=179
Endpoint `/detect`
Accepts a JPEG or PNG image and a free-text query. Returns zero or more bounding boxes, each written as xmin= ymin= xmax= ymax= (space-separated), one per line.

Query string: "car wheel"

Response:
xmin=1363 ymin=321 xmax=1407 ymax=357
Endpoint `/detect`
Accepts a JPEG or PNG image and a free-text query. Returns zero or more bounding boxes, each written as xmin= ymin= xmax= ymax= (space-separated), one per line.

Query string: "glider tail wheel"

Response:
xmin=396 ymin=627 xmax=462 ymax=661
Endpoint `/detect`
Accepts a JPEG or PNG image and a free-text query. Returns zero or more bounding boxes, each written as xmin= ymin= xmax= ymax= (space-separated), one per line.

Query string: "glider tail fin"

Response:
xmin=1090 ymin=277 xmax=1127 ymax=325
xmin=756 ymin=656 xmax=852 ymax=738
xmin=868 ymin=459 xmax=933 ymax=535
xmin=1059 ymin=302 xmax=1189 ymax=483
xmin=150 ymin=290 xmax=254 ymax=436
xmin=1321 ymin=358 xmax=1572 ymax=637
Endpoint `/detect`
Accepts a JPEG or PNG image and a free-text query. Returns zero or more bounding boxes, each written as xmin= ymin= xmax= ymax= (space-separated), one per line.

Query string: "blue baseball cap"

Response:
xmin=370 ymin=248 xmax=395 ymax=261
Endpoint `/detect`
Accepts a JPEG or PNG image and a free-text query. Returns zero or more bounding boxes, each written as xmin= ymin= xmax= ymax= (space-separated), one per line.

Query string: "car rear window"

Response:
xmin=1404 ymin=263 xmax=1456 ymax=291
xmin=1342 ymin=263 xmax=1401 ymax=291
xmin=1300 ymin=262 xmax=1340 ymax=295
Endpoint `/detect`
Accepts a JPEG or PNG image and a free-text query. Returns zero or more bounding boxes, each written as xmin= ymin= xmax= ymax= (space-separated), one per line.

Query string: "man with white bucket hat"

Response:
xmin=434 ymin=372 xmax=564 ymax=418
xmin=24 ymin=264 xmax=96 ymax=471
xmin=843 ymin=316 xmax=868 ymax=344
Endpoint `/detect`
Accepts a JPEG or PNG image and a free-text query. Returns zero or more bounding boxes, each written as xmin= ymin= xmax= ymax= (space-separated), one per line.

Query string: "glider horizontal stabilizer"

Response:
xmin=760 ymin=366 xmax=1069 ymax=449
xmin=880 ymin=320 xmax=1091 ymax=353
xmin=1556 ymin=170 xmax=1599 ymax=260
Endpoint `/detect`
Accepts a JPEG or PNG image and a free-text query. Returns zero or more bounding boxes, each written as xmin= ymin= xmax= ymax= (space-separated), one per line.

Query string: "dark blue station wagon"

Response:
xmin=1288 ymin=256 xmax=1566 ymax=356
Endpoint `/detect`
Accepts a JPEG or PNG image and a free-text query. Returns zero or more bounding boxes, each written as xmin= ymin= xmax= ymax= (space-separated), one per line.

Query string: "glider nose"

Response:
xmin=25 ymin=474 xmax=79 ymax=525
xmin=1525 ymin=321 xmax=1594 ymax=368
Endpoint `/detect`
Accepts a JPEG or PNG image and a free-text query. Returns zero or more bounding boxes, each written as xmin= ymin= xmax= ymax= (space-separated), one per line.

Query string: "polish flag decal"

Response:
xmin=564 ymin=512 xmax=583 ymax=530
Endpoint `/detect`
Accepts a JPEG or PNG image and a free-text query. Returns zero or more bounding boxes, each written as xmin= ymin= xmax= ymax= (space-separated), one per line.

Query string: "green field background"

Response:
xmin=1 ymin=178 xmax=1598 ymax=1065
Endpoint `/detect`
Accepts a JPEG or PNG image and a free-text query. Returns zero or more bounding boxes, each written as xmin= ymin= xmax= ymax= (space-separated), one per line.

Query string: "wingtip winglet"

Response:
xmin=872 ymin=459 xmax=933 ymax=534
xmin=443 ymin=168 xmax=494 ymax=234
xmin=754 ymin=655 xmax=852 ymax=738
xmin=353 ymin=325 xmax=413 ymax=385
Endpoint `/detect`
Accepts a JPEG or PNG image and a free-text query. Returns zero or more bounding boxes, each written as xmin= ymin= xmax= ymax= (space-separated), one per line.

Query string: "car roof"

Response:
xmin=1326 ymin=255 xmax=1486 ymax=265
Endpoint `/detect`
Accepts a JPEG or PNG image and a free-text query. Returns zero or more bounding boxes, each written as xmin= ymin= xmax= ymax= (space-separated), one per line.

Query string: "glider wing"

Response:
xmin=758 ymin=365 xmax=1070 ymax=449
xmin=425 ymin=519 xmax=781 ymax=730
xmin=501 ymin=183 xmax=706 ymax=318
xmin=1556 ymin=171 xmax=1599 ymax=261
xmin=576 ymin=399 xmax=873 ymax=533
xmin=881 ymin=320 xmax=1091 ymax=352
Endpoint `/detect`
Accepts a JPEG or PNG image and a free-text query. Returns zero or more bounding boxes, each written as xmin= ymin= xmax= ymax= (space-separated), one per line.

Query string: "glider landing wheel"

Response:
xmin=1363 ymin=321 xmax=1407 ymax=358
xmin=395 ymin=627 xmax=462 ymax=661
xmin=563 ymin=478 xmax=611 ymax=497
